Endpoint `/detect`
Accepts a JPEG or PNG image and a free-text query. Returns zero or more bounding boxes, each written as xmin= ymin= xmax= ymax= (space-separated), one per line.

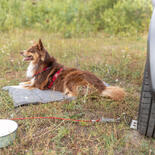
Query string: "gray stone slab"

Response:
xmin=2 ymin=86 xmax=74 ymax=107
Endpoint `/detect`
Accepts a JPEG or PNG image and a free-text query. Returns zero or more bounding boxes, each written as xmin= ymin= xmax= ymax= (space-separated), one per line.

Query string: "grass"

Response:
xmin=0 ymin=0 xmax=152 ymax=36
xmin=0 ymin=29 xmax=155 ymax=154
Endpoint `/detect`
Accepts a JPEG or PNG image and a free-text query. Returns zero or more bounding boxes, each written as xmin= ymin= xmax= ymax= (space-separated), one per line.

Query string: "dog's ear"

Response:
xmin=38 ymin=39 xmax=44 ymax=50
xmin=41 ymin=51 xmax=50 ymax=62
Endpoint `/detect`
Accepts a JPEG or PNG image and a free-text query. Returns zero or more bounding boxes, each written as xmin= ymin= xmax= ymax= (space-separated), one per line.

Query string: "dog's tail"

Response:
xmin=101 ymin=86 xmax=125 ymax=101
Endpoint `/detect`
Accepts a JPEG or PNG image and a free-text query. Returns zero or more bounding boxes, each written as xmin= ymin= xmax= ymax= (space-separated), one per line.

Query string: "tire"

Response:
xmin=137 ymin=60 xmax=155 ymax=138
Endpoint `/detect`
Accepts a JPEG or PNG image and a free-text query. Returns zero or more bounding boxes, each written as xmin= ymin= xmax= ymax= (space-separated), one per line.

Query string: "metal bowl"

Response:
xmin=0 ymin=119 xmax=18 ymax=148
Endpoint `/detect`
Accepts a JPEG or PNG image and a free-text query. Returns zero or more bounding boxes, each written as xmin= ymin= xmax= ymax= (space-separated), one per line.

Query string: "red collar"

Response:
xmin=34 ymin=67 xmax=51 ymax=77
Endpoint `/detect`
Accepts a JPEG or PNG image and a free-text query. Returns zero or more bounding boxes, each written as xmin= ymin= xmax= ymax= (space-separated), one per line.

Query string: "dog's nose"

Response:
xmin=20 ymin=51 xmax=23 ymax=55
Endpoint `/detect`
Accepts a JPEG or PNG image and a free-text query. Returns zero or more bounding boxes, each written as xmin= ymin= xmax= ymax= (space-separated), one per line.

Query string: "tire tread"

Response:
xmin=138 ymin=61 xmax=155 ymax=138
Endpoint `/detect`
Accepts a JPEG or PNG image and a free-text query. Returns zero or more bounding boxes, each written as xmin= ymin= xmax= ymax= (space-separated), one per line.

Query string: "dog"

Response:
xmin=20 ymin=39 xmax=125 ymax=101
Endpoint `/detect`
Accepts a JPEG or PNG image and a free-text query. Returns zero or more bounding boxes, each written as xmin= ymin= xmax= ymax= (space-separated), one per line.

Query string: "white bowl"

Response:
xmin=0 ymin=119 xmax=18 ymax=148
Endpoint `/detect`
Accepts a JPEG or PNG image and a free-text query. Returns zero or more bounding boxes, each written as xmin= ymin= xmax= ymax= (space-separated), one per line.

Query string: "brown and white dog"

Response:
xmin=20 ymin=39 xmax=125 ymax=101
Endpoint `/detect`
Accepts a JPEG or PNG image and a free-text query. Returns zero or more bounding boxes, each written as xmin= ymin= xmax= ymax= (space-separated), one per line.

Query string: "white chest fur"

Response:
xmin=26 ymin=62 xmax=37 ymax=78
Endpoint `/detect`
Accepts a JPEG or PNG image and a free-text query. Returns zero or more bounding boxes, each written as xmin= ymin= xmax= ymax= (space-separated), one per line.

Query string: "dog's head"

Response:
xmin=21 ymin=39 xmax=49 ymax=63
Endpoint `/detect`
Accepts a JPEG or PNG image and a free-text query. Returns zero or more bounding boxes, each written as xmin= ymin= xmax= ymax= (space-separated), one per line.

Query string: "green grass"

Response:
xmin=0 ymin=29 xmax=155 ymax=154
xmin=0 ymin=0 xmax=152 ymax=36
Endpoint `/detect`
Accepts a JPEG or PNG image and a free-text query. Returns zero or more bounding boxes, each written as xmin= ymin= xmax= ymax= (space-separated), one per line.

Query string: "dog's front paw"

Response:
xmin=19 ymin=82 xmax=31 ymax=86
xmin=19 ymin=82 xmax=25 ymax=86
xmin=23 ymin=85 xmax=35 ymax=90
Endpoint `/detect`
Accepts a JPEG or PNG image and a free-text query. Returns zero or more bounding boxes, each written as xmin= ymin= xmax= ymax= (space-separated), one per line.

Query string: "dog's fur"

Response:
xmin=20 ymin=39 xmax=125 ymax=101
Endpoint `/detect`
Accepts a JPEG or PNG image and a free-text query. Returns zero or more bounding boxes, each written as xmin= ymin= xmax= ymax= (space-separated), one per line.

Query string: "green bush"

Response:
xmin=103 ymin=0 xmax=152 ymax=34
xmin=0 ymin=0 xmax=22 ymax=30
xmin=0 ymin=0 xmax=152 ymax=36
xmin=87 ymin=0 xmax=117 ymax=30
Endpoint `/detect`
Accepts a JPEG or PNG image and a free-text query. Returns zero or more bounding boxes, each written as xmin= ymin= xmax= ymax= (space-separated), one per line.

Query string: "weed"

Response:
xmin=0 ymin=0 xmax=152 ymax=37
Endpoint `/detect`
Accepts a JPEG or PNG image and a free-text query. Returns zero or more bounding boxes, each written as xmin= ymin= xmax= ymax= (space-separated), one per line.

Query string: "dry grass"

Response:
xmin=0 ymin=29 xmax=155 ymax=154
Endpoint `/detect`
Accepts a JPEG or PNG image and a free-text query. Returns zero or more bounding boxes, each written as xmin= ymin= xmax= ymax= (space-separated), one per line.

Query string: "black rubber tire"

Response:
xmin=137 ymin=61 xmax=155 ymax=138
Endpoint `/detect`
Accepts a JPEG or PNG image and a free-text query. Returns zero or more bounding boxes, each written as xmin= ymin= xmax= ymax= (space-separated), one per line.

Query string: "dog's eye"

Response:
xmin=29 ymin=49 xmax=34 ymax=53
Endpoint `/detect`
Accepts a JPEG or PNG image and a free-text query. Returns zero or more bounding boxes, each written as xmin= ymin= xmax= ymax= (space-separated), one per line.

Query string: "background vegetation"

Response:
xmin=0 ymin=0 xmax=155 ymax=154
xmin=0 ymin=0 xmax=152 ymax=37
